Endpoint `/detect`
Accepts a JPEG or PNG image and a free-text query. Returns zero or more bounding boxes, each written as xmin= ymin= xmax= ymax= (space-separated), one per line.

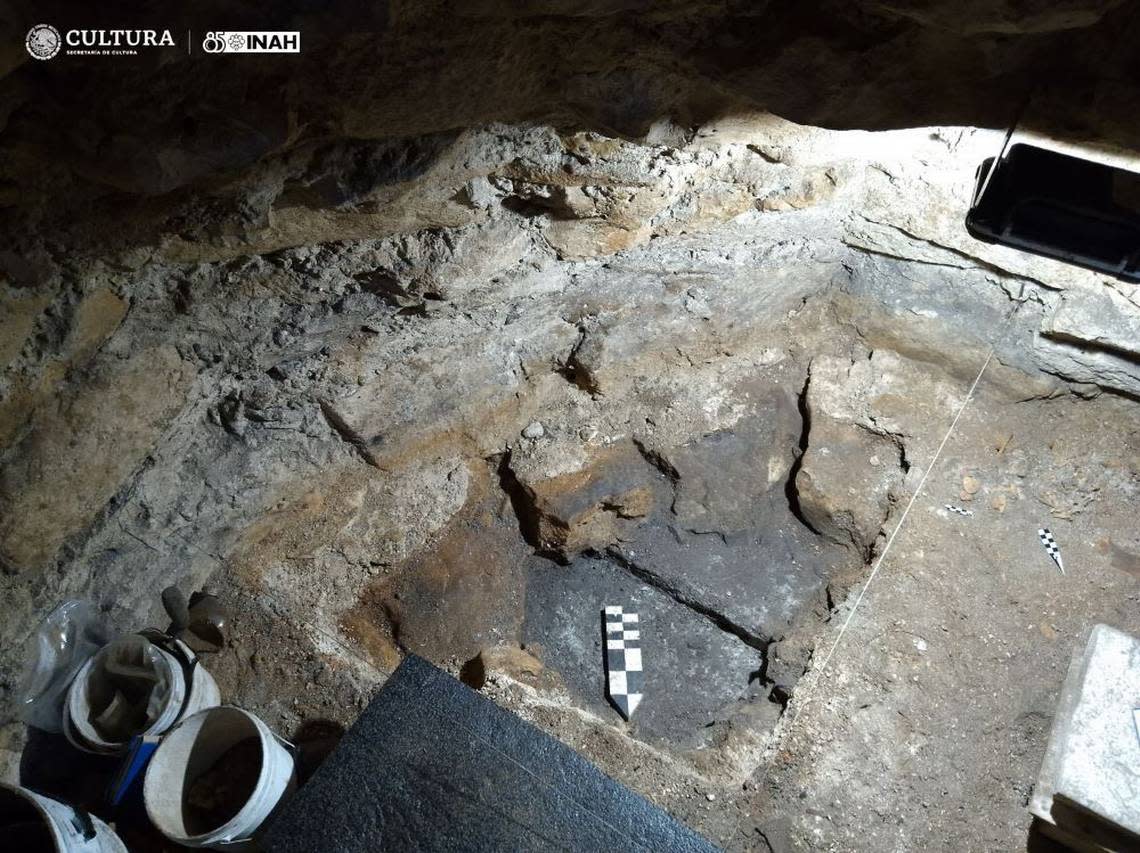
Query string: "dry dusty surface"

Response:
xmin=202 ymin=321 xmax=1140 ymax=853
xmin=732 ymin=388 xmax=1140 ymax=852
xmin=3 ymin=14 xmax=1140 ymax=843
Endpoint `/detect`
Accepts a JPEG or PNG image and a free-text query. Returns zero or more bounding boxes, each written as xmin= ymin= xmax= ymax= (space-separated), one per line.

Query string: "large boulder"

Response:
xmin=795 ymin=350 xmax=964 ymax=554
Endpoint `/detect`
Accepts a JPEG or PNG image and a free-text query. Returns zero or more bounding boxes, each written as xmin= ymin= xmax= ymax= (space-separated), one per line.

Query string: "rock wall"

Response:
xmin=2 ymin=0 xmax=1139 ymax=788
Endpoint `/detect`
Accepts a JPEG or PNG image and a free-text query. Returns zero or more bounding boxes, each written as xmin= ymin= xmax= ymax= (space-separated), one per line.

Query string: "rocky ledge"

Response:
xmin=1 ymin=0 xmax=1139 ymax=841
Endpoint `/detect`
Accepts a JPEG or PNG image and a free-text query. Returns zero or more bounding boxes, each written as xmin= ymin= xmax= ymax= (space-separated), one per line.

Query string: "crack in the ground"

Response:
xmin=1040 ymin=327 xmax=1140 ymax=367
xmin=597 ymin=545 xmax=769 ymax=653
xmin=598 ymin=544 xmax=785 ymax=707
xmin=555 ymin=322 xmax=599 ymax=395
xmin=1032 ymin=350 xmax=1140 ymax=403
xmin=493 ymin=450 xmax=552 ymax=558
xmin=754 ymin=825 xmax=778 ymax=853
xmin=845 ymin=217 xmax=1056 ymax=291
xmin=632 ymin=436 xmax=681 ymax=513
xmin=318 ymin=399 xmax=381 ymax=468
xmin=783 ymin=367 xmax=821 ymax=536
xmin=857 ymin=420 xmax=911 ymax=475
xmin=679 ymin=526 xmax=730 ymax=545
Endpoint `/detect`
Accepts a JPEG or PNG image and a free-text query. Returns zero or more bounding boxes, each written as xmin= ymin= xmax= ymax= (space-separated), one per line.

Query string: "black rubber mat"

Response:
xmin=262 ymin=654 xmax=718 ymax=852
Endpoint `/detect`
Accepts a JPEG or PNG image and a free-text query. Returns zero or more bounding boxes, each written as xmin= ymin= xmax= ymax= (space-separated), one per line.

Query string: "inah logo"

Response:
xmin=201 ymin=31 xmax=300 ymax=54
xmin=25 ymin=24 xmax=61 ymax=60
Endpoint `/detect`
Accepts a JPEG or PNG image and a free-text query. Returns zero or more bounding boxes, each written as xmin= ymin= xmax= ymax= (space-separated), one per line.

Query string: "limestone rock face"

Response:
xmin=0 ymin=346 xmax=194 ymax=573
xmin=506 ymin=441 xmax=658 ymax=561
xmin=2 ymin=0 xmax=1140 ymax=804
xmin=663 ymin=387 xmax=801 ymax=537
xmin=796 ymin=351 xmax=964 ymax=553
xmin=1043 ymin=288 xmax=1140 ymax=359
xmin=863 ymin=0 xmax=1129 ymax=33
xmin=1034 ymin=288 xmax=1140 ymax=395
xmin=796 ymin=418 xmax=904 ymax=556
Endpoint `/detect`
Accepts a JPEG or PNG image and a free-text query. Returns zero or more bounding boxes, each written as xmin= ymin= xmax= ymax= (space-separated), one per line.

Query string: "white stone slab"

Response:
xmin=1031 ymin=624 xmax=1140 ymax=851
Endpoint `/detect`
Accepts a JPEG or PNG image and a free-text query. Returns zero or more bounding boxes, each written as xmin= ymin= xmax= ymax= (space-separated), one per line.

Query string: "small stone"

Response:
xmin=962 ymin=475 xmax=981 ymax=495
xmin=463 ymin=176 xmax=499 ymax=209
xmin=706 ymin=793 xmax=716 ymax=802
xmin=991 ymin=494 xmax=1007 ymax=513
xmin=522 ymin=421 xmax=545 ymax=439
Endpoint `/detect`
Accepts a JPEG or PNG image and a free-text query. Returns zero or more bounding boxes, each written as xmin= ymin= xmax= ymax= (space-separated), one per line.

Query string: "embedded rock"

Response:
xmin=795 ymin=350 xmax=964 ymax=553
xmin=612 ymin=404 xmax=848 ymax=644
xmin=461 ymin=645 xmax=555 ymax=692
xmin=1031 ymin=335 xmax=1140 ymax=400
xmin=1043 ymin=287 xmax=1140 ymax=360
xmin=803 ymin=351 xmax=965 ymax=456
xmin=795 ymin=417 xmax=903 ymax=555
xmin=656 ymin=386 xmax=801 ymax=537
xmin=766 ymin=633 xmax=815 ymax=703
xmin=506 ymin=441 xmax=660 ymax=560
xmin=1036 ymin=287 xmax=1140 ymax=397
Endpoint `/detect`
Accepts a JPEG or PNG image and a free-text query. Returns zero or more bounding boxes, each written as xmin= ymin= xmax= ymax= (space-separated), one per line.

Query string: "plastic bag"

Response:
xmin=84 ymin=635 xmax=172 ymax=742
xmin=17 ymin=600 xmax=110 ymax=732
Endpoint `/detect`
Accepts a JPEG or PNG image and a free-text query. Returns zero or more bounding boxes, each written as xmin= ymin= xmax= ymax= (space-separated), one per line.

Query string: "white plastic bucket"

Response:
xmin=0 ymin=782 xmax=127 ymax=853
xmin=143 ymin=706 xmax=296 ymax=850
xmin=64 ymin=634 xmax=221 ymax=755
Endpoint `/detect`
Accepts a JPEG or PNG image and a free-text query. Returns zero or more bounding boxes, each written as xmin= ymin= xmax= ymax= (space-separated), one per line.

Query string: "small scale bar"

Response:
xmin=1038 ymin=527 xmax=1065 ymax=574
xmin=603 ymin=605 xmax=644 ymax=720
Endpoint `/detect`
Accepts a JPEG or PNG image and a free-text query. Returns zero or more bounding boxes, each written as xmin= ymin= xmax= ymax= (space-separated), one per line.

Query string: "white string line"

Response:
xmin=809 ymin=346 xmax=996 ymax=685
xmin=722 ymin=345 xmax=999 ymax=853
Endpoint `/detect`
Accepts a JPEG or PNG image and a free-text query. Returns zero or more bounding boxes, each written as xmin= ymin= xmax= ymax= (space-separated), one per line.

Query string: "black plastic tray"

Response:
xmin=966 ymin=143 xmax=1140 ymax=282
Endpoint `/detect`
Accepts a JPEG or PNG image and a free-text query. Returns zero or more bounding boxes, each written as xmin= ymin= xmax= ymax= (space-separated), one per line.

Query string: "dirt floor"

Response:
xmin=746 ymin=388 xmax=1140 ymax=852
xmin=7 ymin=292 xmax=1138 ymax=853
xmin=195 ymin=304 xmax=1140 ymax=852
xmin=7 ymin=7 xmax=1140 ymax=848
xmin=4 ymin=118 xmax=1139 ymax=852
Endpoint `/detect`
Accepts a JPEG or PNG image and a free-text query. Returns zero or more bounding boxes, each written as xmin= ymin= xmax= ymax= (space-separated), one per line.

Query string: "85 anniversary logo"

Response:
xmin=202 ymin=31 xmax=300 ymax=53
